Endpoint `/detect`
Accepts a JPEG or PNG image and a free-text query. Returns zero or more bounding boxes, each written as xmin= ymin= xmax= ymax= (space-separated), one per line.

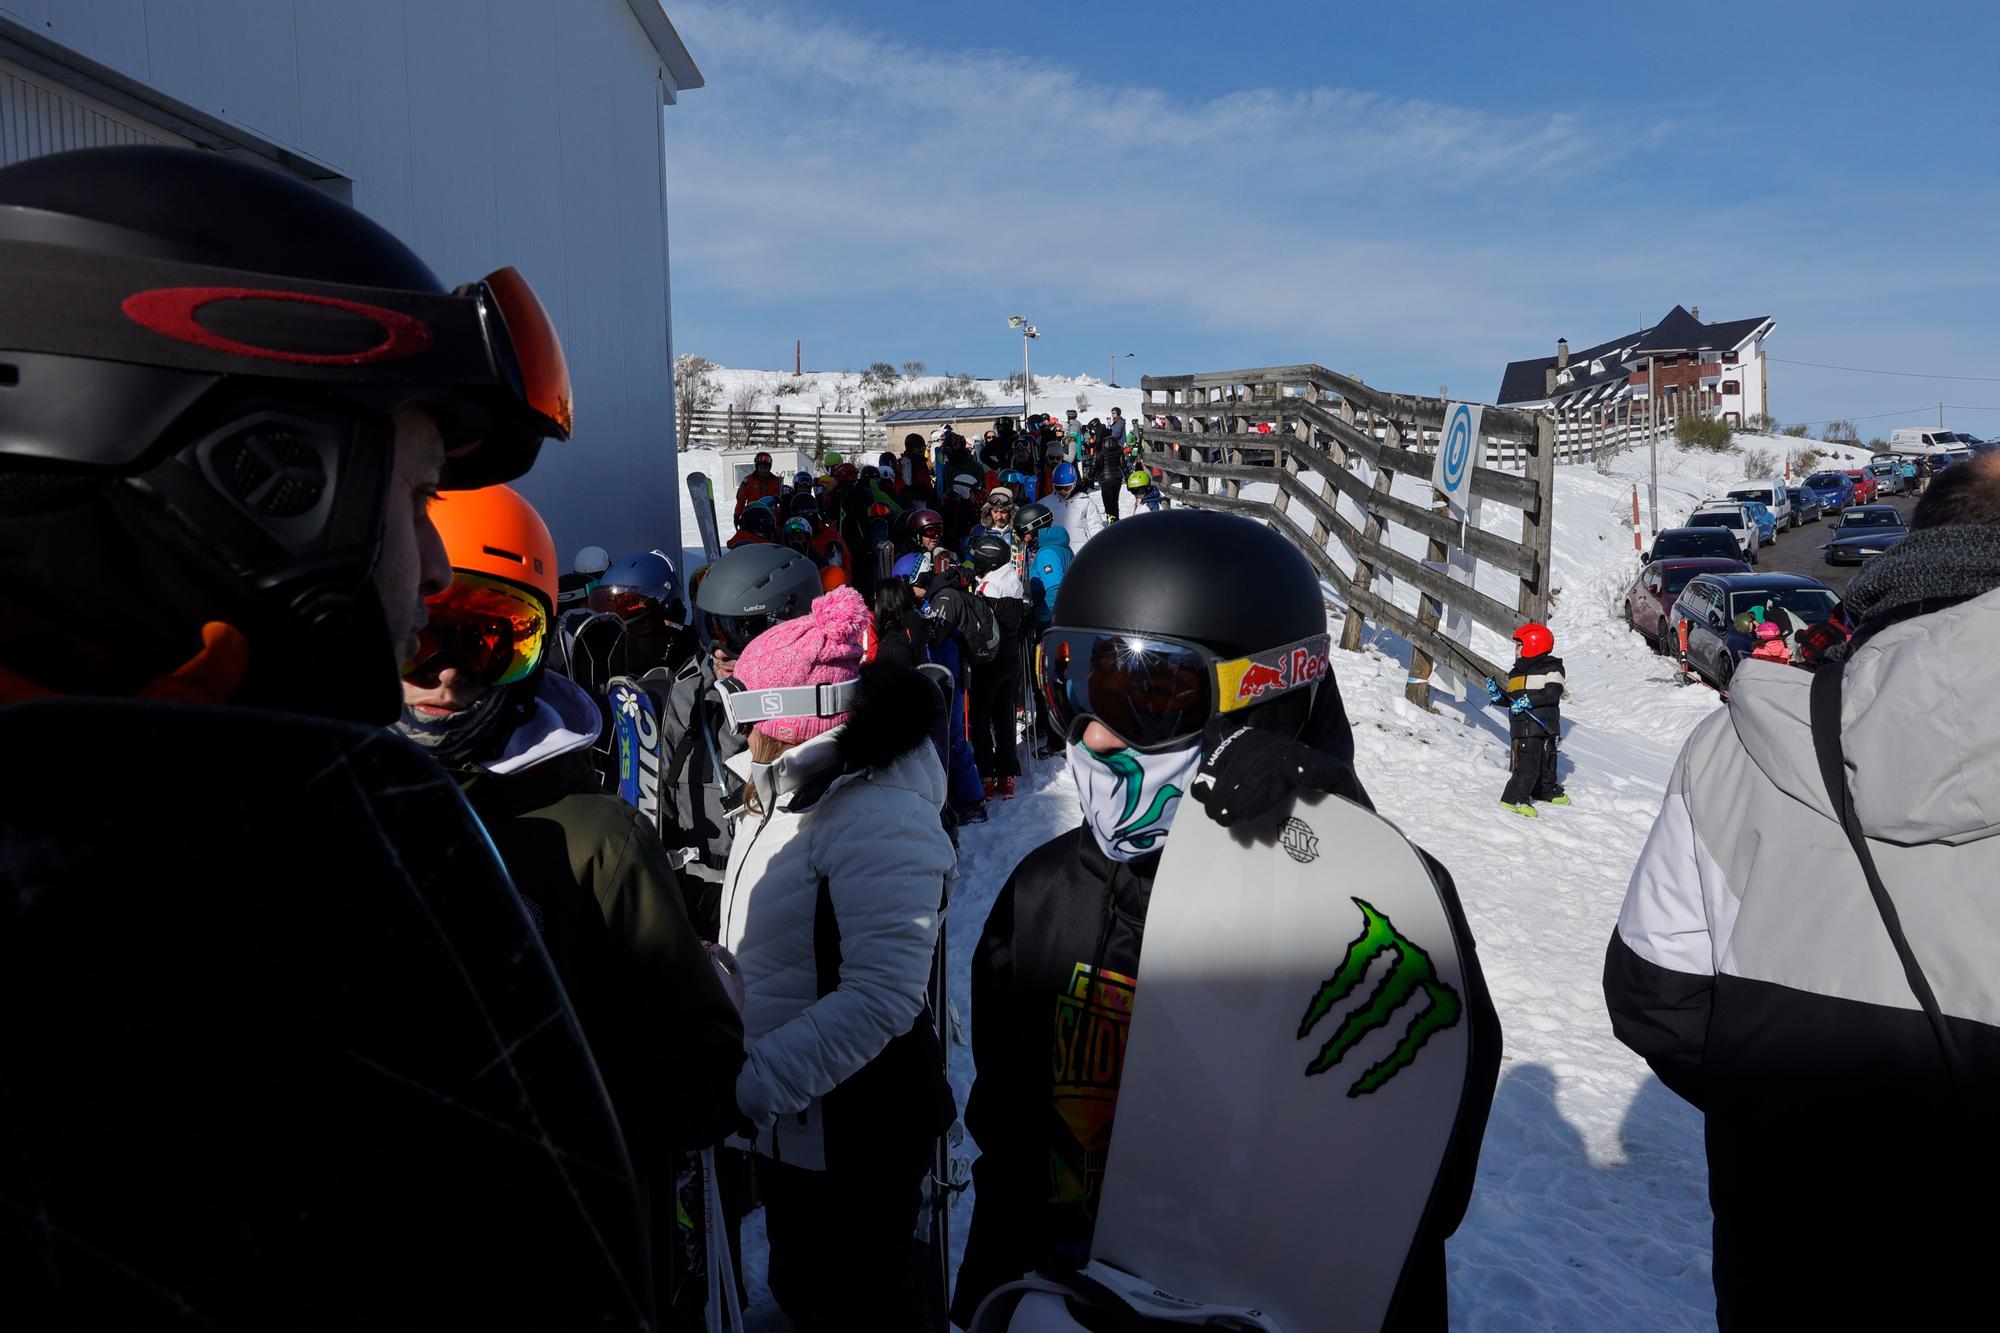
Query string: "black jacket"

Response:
xmin=952 ymin=827 xmax=1158 ymax=1325
xmin=1495 ymin=651 xmax=1564 ymax=740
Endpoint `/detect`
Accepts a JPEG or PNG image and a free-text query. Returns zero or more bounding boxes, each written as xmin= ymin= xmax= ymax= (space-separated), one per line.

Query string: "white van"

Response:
xmin=1725 ymin=480 xmax=1794 ymax=532
xmin=1688 ymin=501 xmax=1762 ymax=564
xmin=1888 ymin=427 xmax=1959 ymax=453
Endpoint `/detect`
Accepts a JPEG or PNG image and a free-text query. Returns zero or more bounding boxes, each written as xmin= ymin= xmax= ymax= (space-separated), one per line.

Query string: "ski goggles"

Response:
xmin=407 ymin=571 xmax=550 ymax=686
xmin=1040 ymin=628 xmax=1331 ymax=752
xmin=700 ymin=610 xmax=784 ymax=657
xmin=713 ymin=676 xmax=861 ymax=735
xmin=0 ymin=242 xmax=571 ymax=485
xmin=587 ymin=584 xmax=667 ymax=623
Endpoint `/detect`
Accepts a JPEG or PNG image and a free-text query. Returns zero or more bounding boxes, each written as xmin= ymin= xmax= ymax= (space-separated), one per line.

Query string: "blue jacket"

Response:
xmin=1027 ymin=526 xmax=1073 ymax=624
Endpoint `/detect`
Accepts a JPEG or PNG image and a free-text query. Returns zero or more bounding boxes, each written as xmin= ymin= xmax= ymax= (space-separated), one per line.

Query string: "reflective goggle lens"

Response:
xmin=588 ymin=585 xmax=658 ymax=622
xmin=410 ymin=572 xmax=549 ymax=686
xmin=703 ymin=611 xmax=779 ymax=656
xmin=917 ymin=524 xmax=942 ymax=539
xmin=481 ymin=266 xmax=572 ymax=439
xmin=1041 ymin=631 xmax=1213 ymax=752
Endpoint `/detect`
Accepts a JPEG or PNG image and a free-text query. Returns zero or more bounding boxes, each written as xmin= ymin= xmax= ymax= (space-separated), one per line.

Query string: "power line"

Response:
xmin=1770 ymin=356 xmax=2000 ymax=384
xmin=1786 ymin=403 xmax=2000 ymax=430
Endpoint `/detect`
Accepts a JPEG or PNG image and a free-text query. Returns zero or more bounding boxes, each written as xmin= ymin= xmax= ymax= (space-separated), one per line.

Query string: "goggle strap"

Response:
xmin=717 ymin=677 xmax=862 ymax=728
xmin=1211 ymin=633 xmax=1333 ymax=715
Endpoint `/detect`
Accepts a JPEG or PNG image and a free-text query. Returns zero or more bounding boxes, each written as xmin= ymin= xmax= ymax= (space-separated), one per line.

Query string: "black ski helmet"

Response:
xmin=1012 ymin=502 xmax=1054 ymax=538
xmin=1052 ymin=509 xmax=1325 ymax=660
xmin=0 ymin=146 xmax=570 ymax=722
xmin=965 ymin=533 xmax=1012 ymax=575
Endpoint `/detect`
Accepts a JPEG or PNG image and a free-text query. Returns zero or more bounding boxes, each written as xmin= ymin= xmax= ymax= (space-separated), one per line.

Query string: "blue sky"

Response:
xmin=665 ymin=1 xmax=2000 ymax=436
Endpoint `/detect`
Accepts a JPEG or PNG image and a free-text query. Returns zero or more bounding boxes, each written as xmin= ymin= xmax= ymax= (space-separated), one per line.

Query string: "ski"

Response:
xmin=687 ymin=470 xmax=722 ymax=563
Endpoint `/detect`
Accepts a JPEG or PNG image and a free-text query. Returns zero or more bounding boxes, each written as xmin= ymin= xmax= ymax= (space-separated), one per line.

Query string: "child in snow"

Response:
xmin=1484 ymin=622 xmax=1567 ymax=817
xmin=717 ymin=587 xmax=956 ymax=1331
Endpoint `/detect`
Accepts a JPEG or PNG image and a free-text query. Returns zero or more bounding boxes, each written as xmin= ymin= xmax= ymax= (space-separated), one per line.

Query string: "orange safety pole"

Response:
xmin=1633 ymin=485 xmax=1643 ymax=550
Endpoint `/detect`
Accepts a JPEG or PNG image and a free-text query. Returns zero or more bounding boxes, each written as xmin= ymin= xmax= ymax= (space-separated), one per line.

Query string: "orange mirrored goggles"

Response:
xmin=406 ymin=571 xmax=550 ymax=687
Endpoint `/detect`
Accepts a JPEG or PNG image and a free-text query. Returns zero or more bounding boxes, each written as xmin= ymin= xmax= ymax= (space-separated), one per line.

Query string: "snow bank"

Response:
xmin=699 ymin=363 xmax=1146 ymax=425
xmin=681 ymin=442 xmax=1727 ymax=1331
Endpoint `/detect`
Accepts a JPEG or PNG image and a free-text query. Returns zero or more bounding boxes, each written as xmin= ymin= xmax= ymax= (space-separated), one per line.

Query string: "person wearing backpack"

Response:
xmin=966 ymin=533 xmax=1032 ymax=799
xmin=919 ymin=559 xmax=996 ymax=825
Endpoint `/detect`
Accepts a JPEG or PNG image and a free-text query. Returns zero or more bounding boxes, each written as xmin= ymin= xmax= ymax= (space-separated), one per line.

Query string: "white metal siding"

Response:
xmin=0 ymin=55 xmax=191 ymax=167
xmin=0 ymin=0 xmax=687 ymax=561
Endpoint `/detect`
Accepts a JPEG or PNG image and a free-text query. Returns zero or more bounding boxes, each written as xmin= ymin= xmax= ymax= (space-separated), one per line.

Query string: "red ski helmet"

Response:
xmin=1512 ymin=623 xmax=1554 ymax=658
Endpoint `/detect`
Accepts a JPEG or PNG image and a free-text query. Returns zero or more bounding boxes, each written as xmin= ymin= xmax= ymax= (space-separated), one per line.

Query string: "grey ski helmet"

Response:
xmin=694 ymin=544 xmax=820 ymax=655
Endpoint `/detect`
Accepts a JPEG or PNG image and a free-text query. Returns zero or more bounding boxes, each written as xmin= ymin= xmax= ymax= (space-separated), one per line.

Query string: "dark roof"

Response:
xmin=878 ymin=406 xmax=1012 ymax=423
xmin=1497 ymin=305 xmax=1771 ymax=404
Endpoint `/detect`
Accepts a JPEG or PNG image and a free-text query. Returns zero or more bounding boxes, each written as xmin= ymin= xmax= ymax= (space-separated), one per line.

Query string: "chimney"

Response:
xmin=1545 ymin=337 xmax=1569 ymax=396
xmin=1556 ymin=337 xmax=1570 ymax=369
xmin=1691 ymin=305 xmax=1701 ymax=322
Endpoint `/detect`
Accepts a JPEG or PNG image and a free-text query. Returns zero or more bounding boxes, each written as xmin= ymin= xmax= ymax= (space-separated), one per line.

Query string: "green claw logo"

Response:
xmin=1100 ymin=749 xmax=1183 ymax=857
xmin=1299 ymin=898 xmax=1462 ymax=1097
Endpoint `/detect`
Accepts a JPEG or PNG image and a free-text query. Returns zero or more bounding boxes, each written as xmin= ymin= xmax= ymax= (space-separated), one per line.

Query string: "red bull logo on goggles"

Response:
xmin=1040 ymin=629 xmax=1332 ymax=753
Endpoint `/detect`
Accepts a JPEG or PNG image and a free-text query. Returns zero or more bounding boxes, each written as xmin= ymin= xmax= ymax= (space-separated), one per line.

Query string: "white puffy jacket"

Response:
xmin=719 ymin=665 xmax=955 ymax=1170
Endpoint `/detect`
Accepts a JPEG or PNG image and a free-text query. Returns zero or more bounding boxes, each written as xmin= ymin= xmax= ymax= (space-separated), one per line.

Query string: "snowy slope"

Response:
xmin=677 ymin=439 xmax=1737 ymax=1331
xmin=699 ymin=364 xmax=1146 ymax=426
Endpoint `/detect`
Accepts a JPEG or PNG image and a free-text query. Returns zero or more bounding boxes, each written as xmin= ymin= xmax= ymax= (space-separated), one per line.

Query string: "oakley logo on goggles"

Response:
xmin=714 ymin=677 xmax=861 ymax=733
xmin=406 ymin=571 xmax=549 ymax=686
xmin=1041 ymin=629 xmax=1330 ymax=752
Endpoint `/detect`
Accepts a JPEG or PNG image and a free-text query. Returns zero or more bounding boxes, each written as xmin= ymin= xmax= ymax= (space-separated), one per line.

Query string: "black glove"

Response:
xmin=1189 ymin=716 xmax=1358 ymax=828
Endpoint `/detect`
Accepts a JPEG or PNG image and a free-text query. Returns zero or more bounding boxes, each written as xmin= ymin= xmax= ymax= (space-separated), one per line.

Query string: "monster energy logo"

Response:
xmin=1100 ymin=749 xmax=1182 ymax=857
xmin=1298 ymin=898 xmax=1462 ymax=1097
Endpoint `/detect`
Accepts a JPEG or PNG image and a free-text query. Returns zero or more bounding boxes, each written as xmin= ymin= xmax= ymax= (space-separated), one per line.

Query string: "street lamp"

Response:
xmin=1009 ymin=315 xmax=1038 ymax=419
xmin=1107 ymin=351 xmax=1134 ymax=388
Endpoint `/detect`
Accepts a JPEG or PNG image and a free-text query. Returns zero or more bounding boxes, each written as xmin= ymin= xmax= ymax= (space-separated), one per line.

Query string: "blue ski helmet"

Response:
xmin=589 ymin=549 xmax=677 ymax=622
xmin=1051 ymin=462 xmax=1079 ymax=488
xmin=892 ymin=552 xmax=925 ymax=579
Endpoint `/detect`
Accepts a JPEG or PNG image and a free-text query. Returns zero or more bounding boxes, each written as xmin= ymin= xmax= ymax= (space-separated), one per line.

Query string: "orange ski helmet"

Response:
xmin=427 ymin=484 xmax=558 ymax=609
xmin=1512 ymin=622 xmax=1554 ymax=658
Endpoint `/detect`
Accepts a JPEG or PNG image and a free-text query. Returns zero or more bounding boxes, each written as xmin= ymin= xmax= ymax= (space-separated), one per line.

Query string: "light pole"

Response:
xmin=1008 ymin=315 xmax=1038 ymax=419
xmin=1107 ymin=351 xmax=1134 ymax=387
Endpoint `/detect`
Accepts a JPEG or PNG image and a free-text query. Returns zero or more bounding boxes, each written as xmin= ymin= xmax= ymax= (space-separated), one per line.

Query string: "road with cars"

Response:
xmin=1759 ymin=491 xmax=1919 ymax=595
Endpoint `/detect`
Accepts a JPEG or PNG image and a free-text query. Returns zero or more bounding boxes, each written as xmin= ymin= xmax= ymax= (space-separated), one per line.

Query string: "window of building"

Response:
xmin=1722 ymin=380 xmax=1740 ymax=396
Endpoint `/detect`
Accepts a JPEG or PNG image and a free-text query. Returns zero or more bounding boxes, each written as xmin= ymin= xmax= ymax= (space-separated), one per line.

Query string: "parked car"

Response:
xmin=1865 ymin=459 xmax=1906 ymax=496
xmin=1786 ymin=486 xmax=1825 ymax=524
xmin=1643 ymin=526 xmax=1749 ymax=565
xmin=1933 ymin=448 xmax=1974 ymax=473
xmin=1687 ymin=503 xmax=1762 ymax=564
xmin=1671 ymin=572 xmax=1841 ymax=688
xmin=1626 ymin=556 xmax=1750 ymax=651
xmin=1804 ymin=470 xmax=1856 ymax=513
xmin=1822 ymin=504 xmax=1910 ymax=565
xmin=1724 ymin=481 xmax=1795 ymax=531
xmin=1843 ymin=468 xmax=1879 ymax=504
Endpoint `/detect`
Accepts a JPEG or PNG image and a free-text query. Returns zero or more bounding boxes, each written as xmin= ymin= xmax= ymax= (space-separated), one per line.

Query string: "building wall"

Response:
xmin=0 ymin=0 xmax=688 ymax=564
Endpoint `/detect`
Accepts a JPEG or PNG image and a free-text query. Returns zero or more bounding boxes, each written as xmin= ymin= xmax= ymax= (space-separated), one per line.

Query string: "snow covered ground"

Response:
xmin=672 ymin=433 xmax=1798 ymax=1331
xmin=698 ymin=363 xmax=1146 ymax=427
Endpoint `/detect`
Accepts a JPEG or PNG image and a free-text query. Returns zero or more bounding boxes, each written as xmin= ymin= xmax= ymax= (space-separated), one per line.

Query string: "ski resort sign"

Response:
xmin=1433 ymin=402 xmax=1482 ymax=518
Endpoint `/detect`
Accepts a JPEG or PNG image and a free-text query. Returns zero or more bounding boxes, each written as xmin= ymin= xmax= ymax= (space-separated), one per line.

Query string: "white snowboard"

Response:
xmin=974 ymin=791 xmax=1477 ymax=1331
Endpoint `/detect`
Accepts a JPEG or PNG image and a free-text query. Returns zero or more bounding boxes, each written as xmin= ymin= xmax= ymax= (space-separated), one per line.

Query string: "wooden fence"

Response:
xmin=1139 ymin=364 xmax=1556 ymax=709
xmin=683 ymin=405 xmax=875 ymax=454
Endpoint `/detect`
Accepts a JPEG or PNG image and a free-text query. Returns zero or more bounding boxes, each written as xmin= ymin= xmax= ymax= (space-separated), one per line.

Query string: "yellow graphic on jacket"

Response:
xmin=1050 ymin=962 xmax=1138 ymax=1218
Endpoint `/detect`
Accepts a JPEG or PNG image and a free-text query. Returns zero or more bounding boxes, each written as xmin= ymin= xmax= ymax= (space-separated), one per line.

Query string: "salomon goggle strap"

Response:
xmin=1213 ymin=633 xmax=1333 ymax=713
xmin=716 ymin=677 xmax=863 ymax=730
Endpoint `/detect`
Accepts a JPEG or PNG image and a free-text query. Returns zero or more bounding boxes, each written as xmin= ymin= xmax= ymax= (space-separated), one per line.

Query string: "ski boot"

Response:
xmin=1545 ymin=794 xmax=1571 ymax=807
xmin=1500 ymin=801 xmax=1537 ymax=818
xmin=999 ymin=776 xmax=1016 ymax=798
xmin=983 ymin=777 xmax=998 ymax=800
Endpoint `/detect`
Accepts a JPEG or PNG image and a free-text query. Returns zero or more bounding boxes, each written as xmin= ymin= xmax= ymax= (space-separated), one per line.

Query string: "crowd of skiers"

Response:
xmin=5 ymin=143 xmax=1995 ymax=1333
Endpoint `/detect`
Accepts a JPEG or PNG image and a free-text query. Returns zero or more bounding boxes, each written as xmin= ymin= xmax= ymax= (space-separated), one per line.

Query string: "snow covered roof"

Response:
xmin=1497 ymin=306 xmax=1773 ymax=405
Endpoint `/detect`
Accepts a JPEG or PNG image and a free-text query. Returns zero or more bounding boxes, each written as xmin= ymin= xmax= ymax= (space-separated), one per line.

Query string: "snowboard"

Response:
xmin=688 ymin=470 xmax=723 ymax=563
xmin=971 ymin=790 xmax=1490 ymax=1332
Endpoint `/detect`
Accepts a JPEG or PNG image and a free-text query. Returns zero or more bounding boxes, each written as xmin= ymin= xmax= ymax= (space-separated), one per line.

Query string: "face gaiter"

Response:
xmin=393 ymin=681 xmax=521 ymax=770
xmin=1065 ymin=738 xmax=1202 ymax=863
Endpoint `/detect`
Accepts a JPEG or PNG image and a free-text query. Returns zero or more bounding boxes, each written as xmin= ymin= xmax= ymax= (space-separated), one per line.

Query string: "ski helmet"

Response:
xmin=1044 ymin=510 xmax=1328 ymax=747
xmin=1013 ymin=502 xmax=1055 ymax=537
xmin=867 ymin=501 xmax=893 ymax=521
xmin=966 ymin=533 xmax=1012 ymax=575
xmin=739 ymin=506 xmax=778 ymax=539
xmin=907 ymin=508 xmax=943 ymax=539
xmin=694 ymin=544 xmax=819 ymax=654
xmin=589 ymin=549 xmax=678 ymax=625
xmin=782 ymin=517 xmax=814 ymax=549
xmin=1051 ymin=462 xmax=1079 ymax=489
xmin=412 ymin=486 xmax=557 ymax=687
xmin=1513 ymin=623 xmax=1554 ymax=658
xmin=573 ymin=546 xmax=611 ymax=578
xmin=794 ymin=470 xmax=812 ymax=488
xmin=832 ymin=462 xmax=859 ymax=484
xmin=1754 ymin=620 xmax=1782 ymax=641
xmin=1127 ymin=468 xmax=1155 ymax=492
xmin=0 ymin=147 xmax=572 ymax=723
xmin=754 ymin=451 xmax=773 ymax=469
xmin=891 ymin=552 xmax=925 ymax=580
